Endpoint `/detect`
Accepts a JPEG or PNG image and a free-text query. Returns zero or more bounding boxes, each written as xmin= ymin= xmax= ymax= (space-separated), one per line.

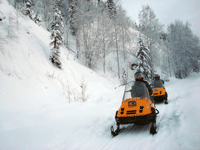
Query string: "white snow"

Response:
xmin=0 ymin=1 xmax=200 ymax=150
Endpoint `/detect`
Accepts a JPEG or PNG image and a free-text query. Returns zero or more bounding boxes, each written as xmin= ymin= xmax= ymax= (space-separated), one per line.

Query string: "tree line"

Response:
xmin=7 ymin=0 xmax=200 ymax=79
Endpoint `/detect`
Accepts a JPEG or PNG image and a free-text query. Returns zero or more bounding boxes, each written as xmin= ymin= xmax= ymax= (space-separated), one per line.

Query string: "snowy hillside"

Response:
xmin=0 ymin=1 xmax=200 ymax=150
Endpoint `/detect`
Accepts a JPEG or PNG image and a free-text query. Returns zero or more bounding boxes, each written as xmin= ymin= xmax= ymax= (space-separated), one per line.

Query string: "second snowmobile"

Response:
xmin=151 ymin=74 xmax=168 ymax=104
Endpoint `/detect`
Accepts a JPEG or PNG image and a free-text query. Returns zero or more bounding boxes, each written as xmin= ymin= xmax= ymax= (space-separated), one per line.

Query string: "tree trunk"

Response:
xmin=167 ymin=45 xmax=171 ymax=77
xmin=122 ymin=27 xmax=126 ymax=61
xmin=103 ymin=36 xmax=106 ymax=73
xmin=76 ymin=34 xmax=80 ymax=59
xmin=102 ymin=15 xmax=106 ymax=73
xmin=114 ymin=24 xmax=120 ymax=79
xmin=14 ymin=0 xmax=17 ymax=8
xmin=54 ymin=37 xmax=56 ymax=48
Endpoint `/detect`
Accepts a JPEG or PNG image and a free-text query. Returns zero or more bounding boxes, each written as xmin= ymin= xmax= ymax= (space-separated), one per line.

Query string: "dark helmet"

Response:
xmin=134 ymin=72 xmax=145 ymax=81
xmin=154 ymin=74 xmax=160 ymax=80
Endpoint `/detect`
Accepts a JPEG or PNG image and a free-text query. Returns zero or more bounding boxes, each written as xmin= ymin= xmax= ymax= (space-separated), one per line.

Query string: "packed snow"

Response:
xmin=0 ymin=1 xmax=200 ymax=150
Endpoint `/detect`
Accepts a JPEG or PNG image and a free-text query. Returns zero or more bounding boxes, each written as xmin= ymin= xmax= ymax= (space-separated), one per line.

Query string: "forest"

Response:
xmin=6 ymin=0 xmax=200 ymax=80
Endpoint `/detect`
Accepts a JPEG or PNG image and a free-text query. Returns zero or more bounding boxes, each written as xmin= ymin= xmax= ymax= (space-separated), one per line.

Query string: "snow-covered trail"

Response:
xmin=53 ymin=75 xmax=200 ymax=150
xmin=1 ymin=72 xmax=200 ymax=150
xmin=83 ymin=76 xmax=199 ymax=150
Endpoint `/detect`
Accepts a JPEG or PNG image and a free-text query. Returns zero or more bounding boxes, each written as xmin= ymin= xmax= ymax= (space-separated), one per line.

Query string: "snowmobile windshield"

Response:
xmin=123 ymin=81 xmax=150 ymax=101
xmin=151 ymin=80 xmax=165 ymax=88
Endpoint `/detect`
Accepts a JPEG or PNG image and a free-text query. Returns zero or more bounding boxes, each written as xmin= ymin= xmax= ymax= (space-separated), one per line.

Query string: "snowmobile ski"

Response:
xmin=164 ymin=100 xmax=168 ymax=104
xmin=150 ymin=123 xmax=157 ymax=135
xmin=110 ymin=126 xmax=123 ymax=137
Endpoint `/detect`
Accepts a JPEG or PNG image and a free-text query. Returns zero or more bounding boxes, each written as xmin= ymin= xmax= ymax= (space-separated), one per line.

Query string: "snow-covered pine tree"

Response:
xmin=49 ymin=0 xmax=64 ymax=69
xmin=34 ymin=11 xmax=42 ymax=25
xmin=136 ymin=37 xmax=152 ymax=80
xmin=23 ymin=0 xmax=34 ymax=19
xmin=107 ymin=0 xmax=116 ymax=20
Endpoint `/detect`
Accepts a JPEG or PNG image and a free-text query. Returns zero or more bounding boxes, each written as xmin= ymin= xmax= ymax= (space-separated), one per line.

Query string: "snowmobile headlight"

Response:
xmin=128 ymin=101 xmax=136 ymax=106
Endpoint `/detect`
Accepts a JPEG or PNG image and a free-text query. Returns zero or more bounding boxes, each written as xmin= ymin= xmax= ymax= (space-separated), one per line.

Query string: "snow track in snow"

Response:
xmin=90 ymin=77 xmax=200 ymax=150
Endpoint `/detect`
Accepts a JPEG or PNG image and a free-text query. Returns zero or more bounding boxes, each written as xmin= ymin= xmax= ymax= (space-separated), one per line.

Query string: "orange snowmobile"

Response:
xmin=111 ymin=78 xmax=159 ymax=136
xmin=151 ymin=74 xmax=168 ymax=104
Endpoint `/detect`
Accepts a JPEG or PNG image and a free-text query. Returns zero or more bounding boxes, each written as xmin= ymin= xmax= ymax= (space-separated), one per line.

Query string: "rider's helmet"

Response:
xmin=134 ymin=72 xmax=145 ymax=81
xmin=154 ymin=74 xmax=160 ymax=80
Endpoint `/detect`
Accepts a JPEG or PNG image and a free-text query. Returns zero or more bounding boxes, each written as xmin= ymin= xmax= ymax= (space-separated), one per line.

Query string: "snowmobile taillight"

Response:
xmin=128 ymin=101 xmax=136 ymax=106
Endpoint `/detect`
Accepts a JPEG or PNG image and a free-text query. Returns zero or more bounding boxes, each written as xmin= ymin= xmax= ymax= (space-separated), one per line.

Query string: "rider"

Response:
xmin=154 ymin=74 xmax=164 ymax=84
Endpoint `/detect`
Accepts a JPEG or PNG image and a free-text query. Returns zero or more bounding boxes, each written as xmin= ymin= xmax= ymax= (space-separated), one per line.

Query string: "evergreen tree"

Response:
xmin=107 ymin=0 xmax=116 ymax=19
xmin=49 ymin=0 xmax=64 ymax=69
xmin=34 ymin=11 xmax=42 ymax=25
xmin=136 ymin=37 xmax=151 ymax=79
xmin=23 ymin=0 xmax=34 ymax=19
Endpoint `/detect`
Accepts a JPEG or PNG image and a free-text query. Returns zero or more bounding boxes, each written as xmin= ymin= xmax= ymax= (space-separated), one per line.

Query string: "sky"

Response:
xmin=121 ymin=0 xmax=200 ymax=37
